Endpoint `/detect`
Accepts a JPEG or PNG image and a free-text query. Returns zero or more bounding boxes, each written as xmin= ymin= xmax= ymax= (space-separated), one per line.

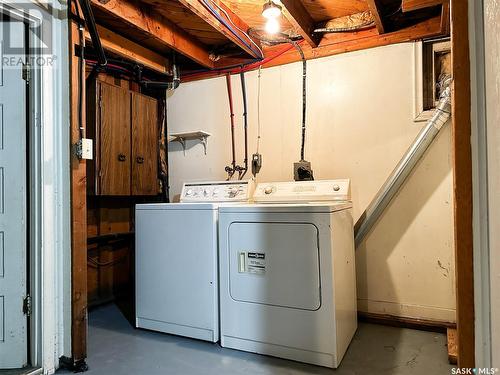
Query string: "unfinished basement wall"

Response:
xmin=167 ymin=43 xmax=456 ymax=323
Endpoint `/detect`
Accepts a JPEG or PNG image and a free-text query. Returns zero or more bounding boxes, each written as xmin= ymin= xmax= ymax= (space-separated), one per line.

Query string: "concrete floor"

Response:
xmin=58 ymin=303 xmax=454 ymax=375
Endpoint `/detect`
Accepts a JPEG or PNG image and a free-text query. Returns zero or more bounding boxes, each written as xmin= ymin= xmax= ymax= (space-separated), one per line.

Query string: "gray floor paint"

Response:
xmin=58 ymin=304 xmax=454 ymax=375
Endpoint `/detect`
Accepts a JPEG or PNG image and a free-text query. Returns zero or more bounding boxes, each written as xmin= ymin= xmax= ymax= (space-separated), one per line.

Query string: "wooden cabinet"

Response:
xmin=88 ymin=80 xmax=159 ymax=196
xmin=131 ymin=92 xmax=158 ymax=195
xmin=99 ymin=82 xmax=131 ymax=195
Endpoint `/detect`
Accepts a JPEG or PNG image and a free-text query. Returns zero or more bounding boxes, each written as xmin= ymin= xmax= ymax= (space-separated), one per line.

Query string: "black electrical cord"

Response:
xmin=77 ymin=0 xmax=107 ymax=68
xmin=293 ymin=42 xmax=307 ymax=161
xmin=239 ymin=70 xmax=249 ymax=179
xmin=78 ymin=24 xmax=85 ymax=141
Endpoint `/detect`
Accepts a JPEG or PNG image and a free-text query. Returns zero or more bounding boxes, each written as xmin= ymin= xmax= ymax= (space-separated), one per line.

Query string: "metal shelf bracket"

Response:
xmin=168 ymin=131 xmax=211 ymax=156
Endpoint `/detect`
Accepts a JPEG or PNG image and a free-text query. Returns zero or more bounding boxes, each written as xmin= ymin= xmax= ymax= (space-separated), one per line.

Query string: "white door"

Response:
xmin=0 ymin=20 xmax=28 ymax=369
xmin=228 ymin=222 xmax=321 ymax=310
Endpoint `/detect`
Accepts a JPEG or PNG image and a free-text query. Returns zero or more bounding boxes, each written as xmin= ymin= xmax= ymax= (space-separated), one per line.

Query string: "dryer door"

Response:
xmin=228 ymin=222 xmax=321 ymax=310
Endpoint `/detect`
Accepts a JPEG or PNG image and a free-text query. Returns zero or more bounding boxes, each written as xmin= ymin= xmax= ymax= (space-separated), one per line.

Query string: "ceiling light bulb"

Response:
xmin=262 ymin=1 xmax=282 ymax=19
xmin=265 ymin=17 xmax=280 ymax=34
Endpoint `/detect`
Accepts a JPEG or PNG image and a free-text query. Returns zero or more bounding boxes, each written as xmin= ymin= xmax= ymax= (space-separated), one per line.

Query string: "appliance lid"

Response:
xmin=135 ymin=202 xmax=220 ymax=211
xmin=219 ymin=201 xmax=352 ymax=214
xmin=253 ymin=179 xmax=351 ymax=203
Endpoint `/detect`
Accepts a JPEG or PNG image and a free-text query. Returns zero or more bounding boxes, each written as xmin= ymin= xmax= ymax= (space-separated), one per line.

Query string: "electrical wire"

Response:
xmin=207 ymin=0 xmax=264 ymax=58
xmin=183 ymin=40 xmax=303 ymax=81
xmin=256 ymin=65 xmax=262 ymax=153
xmin=239 ymin=70 xmax=249 ymax=179
xmin=292 ymin=42 xmax=307 ymax=161
xmin=78 ymin=24 xmax=85 ymax=141
xmin=199 ymin=0 xmax=264 ymax=59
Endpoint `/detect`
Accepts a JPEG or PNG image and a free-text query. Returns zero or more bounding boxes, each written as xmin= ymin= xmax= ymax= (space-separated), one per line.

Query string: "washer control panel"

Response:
xmin=180 ymin=179 xmax=255 ymax=202
xmin=254 ymin=179 xmax=350 ymax=203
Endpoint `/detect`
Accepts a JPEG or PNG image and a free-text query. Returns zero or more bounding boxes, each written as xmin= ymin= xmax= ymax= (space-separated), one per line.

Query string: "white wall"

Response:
xmin=168 ymin=43 xmax=456 ymax=322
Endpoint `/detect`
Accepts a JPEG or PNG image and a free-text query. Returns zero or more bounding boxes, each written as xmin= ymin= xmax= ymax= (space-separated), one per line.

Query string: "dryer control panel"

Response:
xmin=180 ymin=179 xmax=255 ymax=202
xmin=254 ymin=179 xmax=350 ymax=203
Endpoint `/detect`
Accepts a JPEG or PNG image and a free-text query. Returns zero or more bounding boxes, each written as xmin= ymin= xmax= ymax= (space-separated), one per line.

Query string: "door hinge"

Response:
xmin=22 ymin=63 xmax=31 ymax=83
xmin=23 ymin=294 xmax=32 ymax=316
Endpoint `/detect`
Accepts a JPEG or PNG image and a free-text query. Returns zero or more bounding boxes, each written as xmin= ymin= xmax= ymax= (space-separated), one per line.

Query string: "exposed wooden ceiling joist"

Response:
xmin=402 ymin=0 xmax=444 ymax=12
xmin=265 ymin=14 xmax=443 ymax=67
xmin=191 ymin=14 xmax=444 ymax=82
xmin=90 ymin=0 xmax=214 ymax=68
xmin=280 ymin=0 xmax=320 ymax=48
xmin=85 ymin=25 xmax=171 ymax=74
xmin=365 ymin=0 xmax=385 ymax=33
xmin=177 ymin=0 xmax=262 ymax=58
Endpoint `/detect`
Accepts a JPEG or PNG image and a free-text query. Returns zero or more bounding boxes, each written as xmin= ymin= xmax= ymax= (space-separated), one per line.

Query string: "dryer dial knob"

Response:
xmin=264 ymin=186 xmax=274 ymax=195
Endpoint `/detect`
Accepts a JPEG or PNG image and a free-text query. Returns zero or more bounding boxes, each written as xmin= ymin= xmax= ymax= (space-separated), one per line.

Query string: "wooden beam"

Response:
xmin=402 ymin=0 xmax=444 ymax=12
xmin=70 ymin=19 xmax=88 ymax=366
xmin=186 ymin=15 xmax=444 ymax=82
xmin=177 ymin=0 xmax=262 ymax=58
xmin=359 ymin=311 xmax=456 ymax=333
xmin=447 ymin=328 xmax=458 ymax=364
xmin=280 ymin=0 xmax=320 ymax=48
xmin=85 ymin=25 xmax=171 ymax=75
xmin=451 ymin=0 xmax=475 ymax=368
xmin=265 ymin=14 xmax=443 ymax=67
xmin=440 ymin=2 xmax=450 ymax=35
xmin=90 ymin=0 xmax=214 ymax=68
xmin=365 ymin=0 xmax=385 ymax=34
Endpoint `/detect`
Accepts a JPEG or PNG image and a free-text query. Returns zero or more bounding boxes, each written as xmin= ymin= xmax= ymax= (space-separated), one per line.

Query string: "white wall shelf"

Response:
xmin=168 ymin=131 xmax=211 ymax=155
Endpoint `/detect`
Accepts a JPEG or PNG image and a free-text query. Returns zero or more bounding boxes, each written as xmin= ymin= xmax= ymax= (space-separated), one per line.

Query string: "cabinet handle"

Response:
xmin=136 ymin=156 xmax=144 ymax=164
xmin=118 ymin=153 xmax=126 ymax=162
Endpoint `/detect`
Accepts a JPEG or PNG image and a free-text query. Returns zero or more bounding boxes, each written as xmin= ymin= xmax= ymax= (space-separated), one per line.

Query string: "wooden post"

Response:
xmin=70 ymin=18 xmax=88 ymax=369
xmin=451 ymin=0 xmax=475 ymax=368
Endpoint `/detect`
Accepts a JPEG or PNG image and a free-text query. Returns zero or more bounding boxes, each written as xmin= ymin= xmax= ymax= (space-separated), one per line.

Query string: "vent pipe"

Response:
xmin=140 ymin=53 xmax=180 ymax=90
xmin=354 ymin=77 xmax=452 ymax=247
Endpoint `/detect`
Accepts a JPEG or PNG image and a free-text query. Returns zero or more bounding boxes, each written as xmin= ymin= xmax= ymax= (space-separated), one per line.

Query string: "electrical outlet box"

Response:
xmin=76 ymin=138 xmax=93 ymax=160
xmin=294 ymin=160 xmax=314 ymax=181
xmin=252 ymin=153 xmax=262 ymax=176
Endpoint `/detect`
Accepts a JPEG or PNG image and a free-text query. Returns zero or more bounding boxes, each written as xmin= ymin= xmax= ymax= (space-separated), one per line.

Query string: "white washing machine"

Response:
xmin=135 ymin=180 xmax=254 ymax=342
xmin=218 ymin=179 xmax=357 ymax=368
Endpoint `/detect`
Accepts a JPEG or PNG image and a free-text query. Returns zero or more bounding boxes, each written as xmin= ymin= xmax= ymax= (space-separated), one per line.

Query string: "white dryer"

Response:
xmin=218 ymin=179 xmax=357 ymax=368
xmin=135 ymin=180 xmax=254 ymax=342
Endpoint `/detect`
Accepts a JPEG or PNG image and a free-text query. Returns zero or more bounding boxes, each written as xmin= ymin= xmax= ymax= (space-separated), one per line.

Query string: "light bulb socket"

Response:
xmin=262 ymin=1 xmax=282 ymax=19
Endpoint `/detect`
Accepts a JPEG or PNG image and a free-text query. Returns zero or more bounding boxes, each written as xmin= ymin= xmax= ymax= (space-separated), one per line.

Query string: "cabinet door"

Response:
xmin=99 ymin=82 xmax=131 ymax=195
xmin=131 ymin=93 xmax=158 ymax=195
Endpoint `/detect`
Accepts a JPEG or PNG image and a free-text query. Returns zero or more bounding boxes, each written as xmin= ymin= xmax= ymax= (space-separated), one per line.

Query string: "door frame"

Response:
xmin=67 ymin=0 xmax=479 ymax=369
xmin=1 ymin=1 xmax=72 ymax=371
xmin=469 ymin=0 xmax=500 ymax=367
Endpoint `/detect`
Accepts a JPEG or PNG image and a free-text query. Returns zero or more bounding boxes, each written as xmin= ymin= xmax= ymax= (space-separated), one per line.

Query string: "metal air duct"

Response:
xmin=354 ymin=78 xmax=452 ymax=247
